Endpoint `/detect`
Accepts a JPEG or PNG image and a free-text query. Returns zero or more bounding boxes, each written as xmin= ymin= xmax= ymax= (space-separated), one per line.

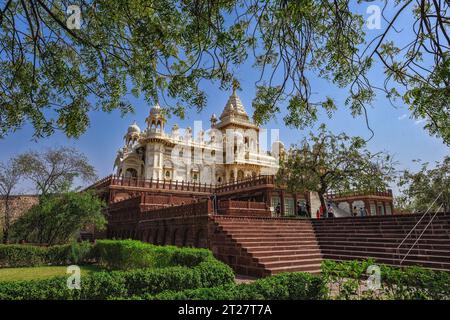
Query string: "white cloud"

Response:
xmin=398 ymin=114 xmax=408 ymax=120
xmin=415 ymin=119 xmax=426 ymax=125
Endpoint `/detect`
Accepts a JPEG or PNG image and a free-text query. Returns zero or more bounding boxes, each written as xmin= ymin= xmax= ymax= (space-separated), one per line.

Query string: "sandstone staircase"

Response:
xmin=312 ymin=212 xmax=450 ymax=272
xmin=210 ymin=216 xmax=323 ymax=277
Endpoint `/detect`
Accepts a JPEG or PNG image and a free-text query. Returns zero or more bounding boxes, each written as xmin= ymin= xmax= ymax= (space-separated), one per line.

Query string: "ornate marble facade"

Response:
xmin=114 ymin=90 xmax=281 ymax=185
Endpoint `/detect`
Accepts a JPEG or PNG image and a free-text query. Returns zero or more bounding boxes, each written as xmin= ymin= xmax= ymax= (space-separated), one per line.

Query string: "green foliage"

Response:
xmin=149 ymin=272 xmax=327 ymax=300
xmin=94 ymin=240 xmax=155 ymax=270
xmin=10 ymin=191 xmax=106 ymax=245
xmin=404 ymin=56 xmax=450 ymax=145
xmin=0 ymin=157 xmax=23 ymax=243
xmin=0 ymin=242 xmax=94 ymax=268
xmin=0 ymin=240 xmax=235 ymax=300
xmin=15 ymin=147 xmax=97 ymax=195
xmin=0 ymin=1 xmax=447 ymax=145
xmin=278 ymin=125 xmax=394 ymax=208
xmin=0 ymin=251 xmax=235 ymax=300
xmin=321 ymin=259 xmax=450 ymax=300
xmin=0 ymin=244 xmax=48 ymax=268
xmin=397 ymin=156 xmax=450 ymax=213
xmin=94 ymin=240 xmax=215 ymax=270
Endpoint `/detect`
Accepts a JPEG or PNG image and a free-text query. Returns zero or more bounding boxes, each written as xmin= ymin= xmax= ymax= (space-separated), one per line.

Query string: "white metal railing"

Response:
xmin=399 ymin=203 xmax=444 ymax=265
xmin=396 ymin=191 xmax=443 ymax=264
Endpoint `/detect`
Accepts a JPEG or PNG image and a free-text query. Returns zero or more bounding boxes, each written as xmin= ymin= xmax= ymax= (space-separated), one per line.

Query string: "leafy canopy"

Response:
xmin=397 ymin=156 xmax=450 ymax=213
xmin=10 ymin=190 xmax=106 ymax=245
xmin=16 ymin=146 xmax=97 ymax=196
xmin=277 ymin=124 xmax=395 ymax=206
xmin=0 ymin=1 xmax=448 ymax=144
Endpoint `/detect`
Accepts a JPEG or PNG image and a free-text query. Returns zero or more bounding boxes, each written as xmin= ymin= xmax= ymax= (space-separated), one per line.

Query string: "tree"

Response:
xmin=277 ymin=125 xmax=395 ymax=213
xmin=397 ymin=157 xmax=450 ymax=214
xmin=10 ymin=191 xmax=106 ymax=245
xmin=0 ymin=1 xmax=448 ymax=144
xmin=16 ymin=146 xmax=97 ymax=196
xmin=0 ymin=157 xmax=23 ymax=243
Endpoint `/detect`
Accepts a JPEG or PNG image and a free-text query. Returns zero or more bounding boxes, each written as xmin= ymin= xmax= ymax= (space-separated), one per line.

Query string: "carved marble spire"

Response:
xmin=219 ymin=89 xmax=249 ymax=121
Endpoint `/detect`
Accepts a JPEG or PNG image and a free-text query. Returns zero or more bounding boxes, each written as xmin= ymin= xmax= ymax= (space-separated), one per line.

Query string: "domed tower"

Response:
xmin=143 ymin=102 xmax=167 ymax=180
xmin=124 ymin=121 xmax=141 ymax=147
xmin=145 ymin=102 xmax=166 ymax=133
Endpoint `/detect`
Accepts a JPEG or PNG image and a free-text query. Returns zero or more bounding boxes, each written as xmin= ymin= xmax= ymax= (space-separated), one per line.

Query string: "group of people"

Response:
xmin=316 ymin=203 xmax=368 ymax=219
xmin=274 ymin=201 xmax=311 ymax=217
xmin=274 ymin=200 xmax=368 ymax=219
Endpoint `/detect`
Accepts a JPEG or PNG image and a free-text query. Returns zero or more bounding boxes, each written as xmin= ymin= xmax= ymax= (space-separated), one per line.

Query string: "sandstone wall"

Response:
xmin=0 ymin=195 xmax=39 ymax=229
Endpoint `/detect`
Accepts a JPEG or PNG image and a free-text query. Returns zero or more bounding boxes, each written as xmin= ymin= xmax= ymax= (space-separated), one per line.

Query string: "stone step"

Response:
xmin=215 ymin=220 xmax=314 ymax=225
xmin=244 ymin=243 xmax=320 ymax=252
xmin=321 ymin=248 xmax=450 ymax=263
xmin=220 ymin=224 xmax=315 ymax=229
xmin=313 ymin=220 xmax=450 ymax=228
xmin=314 ymin=225 xmax=450 ymax=232
xmin=246 ymin=248 xmax=322 ymax=257
xmin=228 ymin=235 xmax=317 ymax=241
xmin=236 ymin=238 xmax=314 ymax=246
xmin=219 ymin=225 xmax=310 ymax=230
xmin=314 ymin=234 xmax=450 ymax=241
xmin=261 ymin=258 xmax=323 ymax=269
xmin=317 ymin=236 xmax=450 ymax=244
xmin=267 ymin=264 xmax=322 ymax=275
xmin=257 ymin=253 xmax=322 ymax=263
xmin=319 ymin=241 xmax=450 ymax=252
xmin=220 ymin=230 xmax=315 ymax=235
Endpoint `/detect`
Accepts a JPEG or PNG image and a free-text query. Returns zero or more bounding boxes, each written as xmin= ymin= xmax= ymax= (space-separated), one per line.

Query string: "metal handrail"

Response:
xmin=396 ymin=191 xmax=443 ymax=251
xmin=400 ymin=203 xmax=443 ymax=265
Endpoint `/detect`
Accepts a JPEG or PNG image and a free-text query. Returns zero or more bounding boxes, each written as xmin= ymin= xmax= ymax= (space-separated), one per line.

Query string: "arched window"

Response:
xmin=125 ymin=168 xmax=138 ymax=178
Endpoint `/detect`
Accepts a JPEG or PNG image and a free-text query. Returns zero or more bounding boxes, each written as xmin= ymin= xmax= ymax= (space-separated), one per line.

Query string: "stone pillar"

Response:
xmin=364 ymin=200 xmax=370 ymax=216
xmin=294 ymin=193 xmax=298 ymax=215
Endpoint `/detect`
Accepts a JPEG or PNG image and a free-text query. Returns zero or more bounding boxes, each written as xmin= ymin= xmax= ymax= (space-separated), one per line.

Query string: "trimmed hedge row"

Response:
xmin=94 ymin=240 xmax=211 ymax=270
xmin=0 ymin=256 xmax=235 ymax=300
xmin=144 ymin=272 xmax=327 ymax=300
xmin=0 ymin=242 xmax=94 ymax=268
xmin=0 ymin=240 xmax=213 ymax=270
xmin=321 ymin=259 xmax=450 ymax=300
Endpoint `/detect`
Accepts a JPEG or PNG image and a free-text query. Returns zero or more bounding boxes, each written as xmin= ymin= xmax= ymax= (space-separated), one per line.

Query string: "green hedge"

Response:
xmin=147 ymin=272 xmax=327 ymax=300
xmin=0 ymin=242 xmax=94 ymax=268
xmin=321 ymin=259 xmax=450 ymax=300
xmin=0 ymin=256 xmax=235 ymax=300
xmin=0 ymin=240 xmax=213 ymax=270
xmin=93 ymin=240 xmax=212 ymax=270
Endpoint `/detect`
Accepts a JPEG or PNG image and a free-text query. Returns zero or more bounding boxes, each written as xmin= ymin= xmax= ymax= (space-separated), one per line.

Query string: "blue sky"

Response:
xmin=0 ymin=1 xmax=448 ymax=194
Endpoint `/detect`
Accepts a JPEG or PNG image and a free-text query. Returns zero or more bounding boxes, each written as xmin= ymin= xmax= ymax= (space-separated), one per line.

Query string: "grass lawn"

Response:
xmin=0 ymin=265 xmax=102 ymax=282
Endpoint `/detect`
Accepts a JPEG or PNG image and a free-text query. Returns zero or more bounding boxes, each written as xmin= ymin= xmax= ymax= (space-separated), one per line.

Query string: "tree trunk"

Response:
xmin=318 ymin=192 xmax=327 ymax=219
xmin=3 ymin=195 xmax=10 ymax=244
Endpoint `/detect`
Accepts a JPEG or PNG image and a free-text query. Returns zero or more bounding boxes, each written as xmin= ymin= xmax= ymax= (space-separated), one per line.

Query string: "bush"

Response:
xmin=93 ymin=240 xmax=155 ymax=270
xmin=321 ymin=259 xmax=450 ymax=300
xmin=0 ymin=244 xmax=47 ymax=268
xmin=0 ymin=239 xmax=235 ymax=300
xmin=0 ymin=242 xmax=94 ymax=268
xmin=93 ymin=240 xmax=215 ymax=270
xmin=46 ymin=242 xmax=95 ymax=265
xmin=0 ymin=257 xmax=235 ymax=300
xmin=149 ymin=272 xmax=328 ymax=300
xmin=10 ymin=191 xmax=106 ymax=245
